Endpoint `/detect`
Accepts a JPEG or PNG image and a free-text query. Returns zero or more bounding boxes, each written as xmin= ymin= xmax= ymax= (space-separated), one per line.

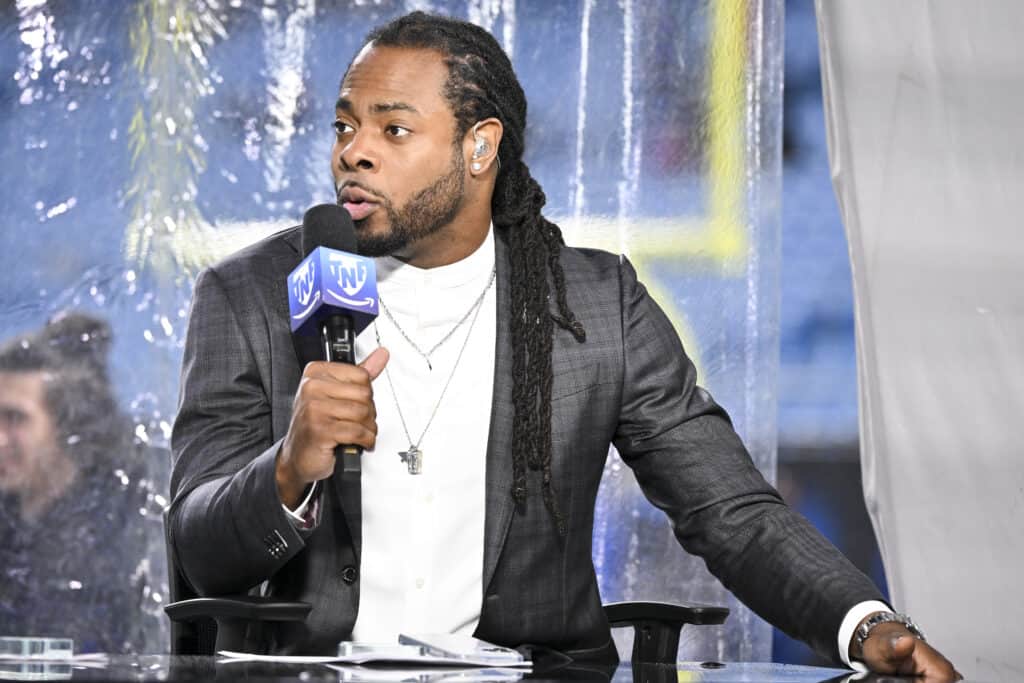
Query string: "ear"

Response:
xmin=464 ymin=118 xmax=504 ymax=176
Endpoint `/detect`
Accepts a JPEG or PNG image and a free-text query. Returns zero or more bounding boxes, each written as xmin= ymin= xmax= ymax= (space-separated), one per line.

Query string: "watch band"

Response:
xmin=855 ymin=611 xmax=927 ymax=647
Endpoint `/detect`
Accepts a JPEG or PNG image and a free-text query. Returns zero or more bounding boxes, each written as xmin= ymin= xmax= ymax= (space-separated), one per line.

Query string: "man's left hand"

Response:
xmin=855 ymin=620 xmax=962 ymax=681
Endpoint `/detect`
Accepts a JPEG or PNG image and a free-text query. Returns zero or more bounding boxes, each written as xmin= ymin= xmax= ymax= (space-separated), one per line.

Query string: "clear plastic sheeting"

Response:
xmin=817 ymin=2 xmax=1024 ymax=680
xmin=0 ymin=0 xmax=782 ymax=659
xmin=0 ymin=313 xmax=168 ymax=653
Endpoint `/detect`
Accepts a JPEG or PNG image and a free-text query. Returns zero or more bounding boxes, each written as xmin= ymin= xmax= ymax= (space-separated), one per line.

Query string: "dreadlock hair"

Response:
xmin=360 ymin=12 xmax=587 ymax=536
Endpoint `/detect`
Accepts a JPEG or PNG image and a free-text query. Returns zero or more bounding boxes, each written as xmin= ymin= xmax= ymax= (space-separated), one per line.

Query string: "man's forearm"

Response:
xmin=170 ymin=441 xmax=308 ymax=596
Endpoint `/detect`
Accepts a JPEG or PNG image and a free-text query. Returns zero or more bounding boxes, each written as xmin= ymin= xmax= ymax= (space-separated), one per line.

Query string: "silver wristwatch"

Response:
xmin=855 ymin=611 xmax=927 ymax=648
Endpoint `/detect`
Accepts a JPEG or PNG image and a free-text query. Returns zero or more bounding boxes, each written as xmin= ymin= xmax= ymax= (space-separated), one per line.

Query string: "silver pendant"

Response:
xmin=399 ymin=446 xmax=423 ymax=475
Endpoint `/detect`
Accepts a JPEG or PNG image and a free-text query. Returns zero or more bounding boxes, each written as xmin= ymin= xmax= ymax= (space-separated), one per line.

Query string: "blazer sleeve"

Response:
xmin=610 ymin=255 xmax=883 ymax=663
xmin=168 ymin=266 xmax=310 ymax=596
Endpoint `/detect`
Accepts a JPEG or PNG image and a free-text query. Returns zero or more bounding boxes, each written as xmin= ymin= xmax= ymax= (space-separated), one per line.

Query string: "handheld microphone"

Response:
xmin=288 ymin=203 xmax=379 ymax=473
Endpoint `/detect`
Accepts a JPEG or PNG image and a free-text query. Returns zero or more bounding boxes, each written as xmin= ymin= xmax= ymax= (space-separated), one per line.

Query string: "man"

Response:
xmin=0 ymin=313 xmax=152 ymax=653
xmin=170 ymin=11 xmax=958 ymax=678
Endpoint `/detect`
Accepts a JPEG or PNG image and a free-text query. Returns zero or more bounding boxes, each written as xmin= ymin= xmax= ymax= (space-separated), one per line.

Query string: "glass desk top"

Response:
xmin=0 ymin=656 xmax=859 ymax=682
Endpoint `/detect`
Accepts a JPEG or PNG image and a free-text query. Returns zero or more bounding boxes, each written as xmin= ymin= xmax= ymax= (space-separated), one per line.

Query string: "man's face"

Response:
xmin=0 ymin=371 xmax=62 ymax=494
xmin=332 ymin=45 xmax=467 ymax=259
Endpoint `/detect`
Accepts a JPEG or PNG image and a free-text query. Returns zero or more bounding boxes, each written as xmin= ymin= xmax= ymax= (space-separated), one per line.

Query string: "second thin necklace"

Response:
xmin=375 ymin=267 xmax=496 ymax=474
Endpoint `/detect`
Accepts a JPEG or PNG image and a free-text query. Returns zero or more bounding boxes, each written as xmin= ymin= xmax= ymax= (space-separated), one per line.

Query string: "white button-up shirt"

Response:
xmin=350 ymin=226 xmax=496 ymax=641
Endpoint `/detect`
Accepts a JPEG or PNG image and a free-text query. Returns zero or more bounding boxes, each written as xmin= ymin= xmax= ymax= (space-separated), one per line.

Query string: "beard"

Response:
xmin=350 ymin=147 xmax=466 ymax=258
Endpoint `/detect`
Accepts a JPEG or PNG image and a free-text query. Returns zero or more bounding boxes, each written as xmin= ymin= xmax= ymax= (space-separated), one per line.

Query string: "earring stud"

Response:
xmin=471 ymin=162 xmax=482 ymax=172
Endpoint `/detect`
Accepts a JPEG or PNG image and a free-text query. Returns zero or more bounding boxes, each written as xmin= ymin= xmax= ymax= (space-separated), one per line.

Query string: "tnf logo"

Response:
xmin=291 ymin=259 xmax=317 ymax=306
xmin=329 ymin=254 xmax=368 ymax=297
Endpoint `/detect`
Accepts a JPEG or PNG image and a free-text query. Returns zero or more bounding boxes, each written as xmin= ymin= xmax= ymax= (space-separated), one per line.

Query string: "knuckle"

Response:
xmin=359 ymin=401 xmax=374 ymax=420
xmin=305 ymin=397 xmax=325 ymax=417
xmin=338 ymin=399 xmax=368 ymax=420
xmin=303 ymin=361 xmax=327 ymax=377
xmin=337 ymin=422 xmax=359 ymax=441
xmin=349 ymin=365 xmax=372 ymax=384
xmin=298 ymin=376 xmax=327 ymax=399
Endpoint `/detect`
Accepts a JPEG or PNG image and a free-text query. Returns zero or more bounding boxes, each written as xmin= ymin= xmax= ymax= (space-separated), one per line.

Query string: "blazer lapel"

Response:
xmin=481 ymin=230 xmax=516 ymax=594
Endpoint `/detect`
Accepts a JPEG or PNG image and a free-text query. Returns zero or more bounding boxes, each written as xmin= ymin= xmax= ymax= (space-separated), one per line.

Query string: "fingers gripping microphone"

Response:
xmin=288 ymin=204 xmax=379 ymax=473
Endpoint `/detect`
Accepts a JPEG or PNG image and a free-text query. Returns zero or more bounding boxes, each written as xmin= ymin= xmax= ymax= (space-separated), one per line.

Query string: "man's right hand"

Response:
xmin=276 ymin=347 xmax=390 ymax=508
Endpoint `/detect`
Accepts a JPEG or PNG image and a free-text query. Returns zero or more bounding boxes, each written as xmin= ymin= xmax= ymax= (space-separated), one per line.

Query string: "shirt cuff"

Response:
xmin=282 ymin=481 xmax=321 ymax=530
xmin=838 ymin=600 xmax=892 ymax=671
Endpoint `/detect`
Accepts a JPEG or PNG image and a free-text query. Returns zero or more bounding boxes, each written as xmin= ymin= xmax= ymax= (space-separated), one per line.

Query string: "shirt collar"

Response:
xmin=375 ymin=224 xmax=495 ymax=292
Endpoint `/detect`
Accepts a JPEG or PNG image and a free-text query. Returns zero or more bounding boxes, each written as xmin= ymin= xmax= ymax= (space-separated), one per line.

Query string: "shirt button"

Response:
xmin=341 ymin=565 xmax=358 ymax=584
xmin=425 ymin=493 xmax=434 ymax=504
xmin=415 ymin=577 xmax=425 ymax=589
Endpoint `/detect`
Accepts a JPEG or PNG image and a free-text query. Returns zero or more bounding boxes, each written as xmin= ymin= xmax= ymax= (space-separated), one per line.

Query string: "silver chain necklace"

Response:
xmin=378 ymin=267 xmax=496 ymax=371
xmin=374 ymin=268 xmax=495 ymax=474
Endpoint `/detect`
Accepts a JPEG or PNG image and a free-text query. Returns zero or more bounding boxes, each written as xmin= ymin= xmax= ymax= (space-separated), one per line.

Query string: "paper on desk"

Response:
xmin=328 ymin=664 xmax=527 ymax=682
xmin=217 ymin=649 xmax=531 ymax=669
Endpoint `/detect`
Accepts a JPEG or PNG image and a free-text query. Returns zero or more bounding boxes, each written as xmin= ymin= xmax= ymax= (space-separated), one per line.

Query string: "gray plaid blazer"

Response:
xmin=169 ymin=226 xmax=883 ymax=660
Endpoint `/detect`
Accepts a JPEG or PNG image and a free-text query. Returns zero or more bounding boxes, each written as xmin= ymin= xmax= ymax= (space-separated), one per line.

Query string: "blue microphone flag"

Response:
xmin=288 ymin=246 xmax=378 ymax=336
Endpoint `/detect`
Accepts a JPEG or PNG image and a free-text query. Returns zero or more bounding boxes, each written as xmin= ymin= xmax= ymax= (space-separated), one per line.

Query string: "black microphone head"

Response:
xmin=301 ymin=204 xmax=357 ymax=257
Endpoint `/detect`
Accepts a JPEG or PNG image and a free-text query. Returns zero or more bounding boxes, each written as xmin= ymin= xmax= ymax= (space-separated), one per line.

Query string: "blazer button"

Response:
xmin=341 ymin=565 xmax=358 ymax=584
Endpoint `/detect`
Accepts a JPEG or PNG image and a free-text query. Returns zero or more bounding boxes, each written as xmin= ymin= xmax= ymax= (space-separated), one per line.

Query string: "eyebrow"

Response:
xmin=335 ymin=98 xmax=421 ymax=116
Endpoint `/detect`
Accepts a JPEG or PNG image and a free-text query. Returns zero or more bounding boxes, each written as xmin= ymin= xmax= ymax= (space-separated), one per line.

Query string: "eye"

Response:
xmin=333 ymin=120 xmax=354 ymax=136
xmin=386 ymin=125 xmax=411 ymax=138
xmin=0 ymin=407 xmax=26 ymax=428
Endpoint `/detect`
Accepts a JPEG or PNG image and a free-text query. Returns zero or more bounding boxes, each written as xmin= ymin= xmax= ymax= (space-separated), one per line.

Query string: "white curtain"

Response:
xmin=816 ymin=2 xmax=1024 ymax=680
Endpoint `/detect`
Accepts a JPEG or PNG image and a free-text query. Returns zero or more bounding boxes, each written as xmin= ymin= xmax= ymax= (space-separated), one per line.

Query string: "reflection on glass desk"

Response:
xmin=0 ymin=656 xmax=858 ymax=682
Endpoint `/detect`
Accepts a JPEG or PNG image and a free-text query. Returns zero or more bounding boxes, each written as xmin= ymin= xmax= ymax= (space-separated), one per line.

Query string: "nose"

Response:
xmin=338 ymin=131 xmax=378 ymax=173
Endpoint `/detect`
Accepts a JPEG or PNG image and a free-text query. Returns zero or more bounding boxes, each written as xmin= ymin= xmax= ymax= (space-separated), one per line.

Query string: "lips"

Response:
xmin=343 ymin=200 xmax=378 ymax=221
xmin=338 ymin=184 xmax=381 ymax=221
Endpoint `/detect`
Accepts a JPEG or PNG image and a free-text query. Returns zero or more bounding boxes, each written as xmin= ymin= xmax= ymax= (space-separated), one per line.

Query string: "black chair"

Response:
xmin=604 ymin=600 xmax=728 ymax=665
xmin=162 ymin=510 xmax=312 ymax=655
xmin=163 ymin=511 xmax=728 ymax=663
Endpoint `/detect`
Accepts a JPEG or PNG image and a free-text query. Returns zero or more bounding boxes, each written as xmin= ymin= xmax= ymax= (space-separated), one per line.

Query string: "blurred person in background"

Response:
xmin=0 ymin=312 xmax=151 ymax=653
